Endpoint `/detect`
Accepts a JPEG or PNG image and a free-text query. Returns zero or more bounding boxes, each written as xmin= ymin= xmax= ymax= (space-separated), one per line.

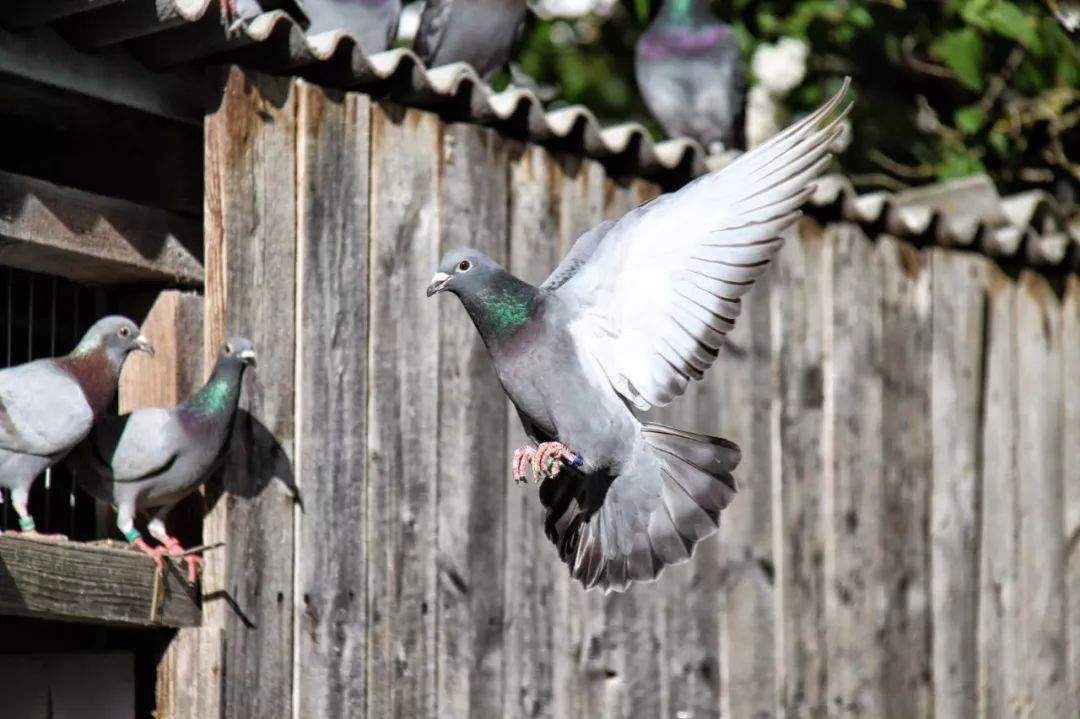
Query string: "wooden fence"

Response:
xmin=147 ymin=68 xmax=1079 ymax=718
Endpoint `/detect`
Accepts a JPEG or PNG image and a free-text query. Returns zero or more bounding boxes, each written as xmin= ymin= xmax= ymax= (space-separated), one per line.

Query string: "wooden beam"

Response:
xmin=0 ymin=169 xmax=203 ymax=286
xmin=0 ymin=535 xmax=199 ymax=628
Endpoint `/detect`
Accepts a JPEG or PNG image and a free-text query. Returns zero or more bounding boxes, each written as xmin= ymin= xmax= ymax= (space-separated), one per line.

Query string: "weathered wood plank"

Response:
xmin=502 ymin=142 xmax=562 ymax=719
xmin=599 ymin=178 xmax=667 ymax=719
xmin=0 ymin=535 xmax=199 ymax=627
xmin=774 ymin=219 xmax=829 ymax=715
xmin=366 ymin=101 xmax=440 ymax=719
xmin=718 ymin=257 xmax=777 ymax=719
xmin=876 ymin=238 xmax=932 ymax=719
xmin=929 ymin=248 xmax=986 ymax=718
xmin=1063 ymin=275 xmax=1080 ymax=711
xmin=822 ymin=224 xmax=884 ymax=716
xmin=293 ymin=83 xmax=370 ymax=718
xmin=203 ymin=66 xmax=298 ymax=719
xmin=1014 ymin=271 xmax=1068 ymax=716
xmin=0 ymin=169 xmax=202 ymax=285
xmin=976 ymin=265 xmax=1019 ymax=719
xmin=435 ymin=122 xmax=510 ymax=719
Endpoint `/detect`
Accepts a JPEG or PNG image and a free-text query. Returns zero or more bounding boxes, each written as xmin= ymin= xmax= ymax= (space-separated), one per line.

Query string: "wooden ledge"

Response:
xmin=0 ymin=535 xmax=200 ymax=628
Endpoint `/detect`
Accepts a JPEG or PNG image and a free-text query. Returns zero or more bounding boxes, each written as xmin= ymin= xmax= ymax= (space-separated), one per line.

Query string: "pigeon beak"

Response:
xmin=238 ymin=348 xmax=257 ymax=367
xmin=135 ymin=334 xmax=155 ymax=357
xmin=426 ymin=272 xmax=451 ymax=297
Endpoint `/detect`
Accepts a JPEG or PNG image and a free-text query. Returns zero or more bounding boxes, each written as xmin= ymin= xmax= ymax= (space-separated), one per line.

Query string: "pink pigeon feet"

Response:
xmin=163 ymin=536 xmax=204 ymax=584
xmin=512 ymin=445 xmax=536 ymax=484
xmin=533 ymin=442 xmax=579 ymax=478
xmin=132 ymin=537 xmax=166 ymax=573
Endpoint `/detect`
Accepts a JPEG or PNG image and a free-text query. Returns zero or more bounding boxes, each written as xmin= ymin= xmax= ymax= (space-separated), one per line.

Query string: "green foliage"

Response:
xmin=517 ymin=0 xmax=1079 ymax=194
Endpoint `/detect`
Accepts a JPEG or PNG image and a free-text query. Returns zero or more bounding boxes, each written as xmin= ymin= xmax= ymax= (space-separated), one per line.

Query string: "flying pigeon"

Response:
xmin=427 ymin=82 xmax=850 ymax=591
xmin=635 ymin=0 xmax=746 ymax=154
xmin=0 ymin=316 xmax=153 ymax=538
xmin=413 ymin=0 xmax=528 ymax=81
xmin=75 ymin=338 xmax=256 ymax=582
xmin=304 ymin=0 xmax=402 ymax=54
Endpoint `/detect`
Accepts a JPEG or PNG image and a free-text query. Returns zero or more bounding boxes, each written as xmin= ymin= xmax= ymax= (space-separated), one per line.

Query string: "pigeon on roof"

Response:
xmin=427 ymin=81 xmax=850 ymax=591
xmin=297 ymin=0 xmax=403 ymax=53
xmin=413 ymin=0 xmax=528 ymax=81
xmin=635 ymin=0 xmax=746 ymax=154
xmin=0 ymin=316 xmax=152 ymax=538
xmin=75 ymin=338 xmax=256 ymax=582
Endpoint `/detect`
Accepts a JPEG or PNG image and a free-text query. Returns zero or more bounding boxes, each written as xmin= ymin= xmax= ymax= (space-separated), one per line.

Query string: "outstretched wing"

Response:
xmin=540 ymin=219 xmax=618 ymax=291
xmin=555 ymin=80 xmax=851 ymax=410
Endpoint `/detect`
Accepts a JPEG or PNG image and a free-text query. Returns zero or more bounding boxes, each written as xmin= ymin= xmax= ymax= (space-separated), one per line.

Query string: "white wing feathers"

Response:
xmin=556 ymin=80 xmax=852 ymax=410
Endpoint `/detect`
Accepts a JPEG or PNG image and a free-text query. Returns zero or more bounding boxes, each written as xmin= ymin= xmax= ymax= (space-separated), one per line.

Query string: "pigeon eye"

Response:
xmin=224 ymin=343 xmax=234 ymax=356
xmin=118 ymin=326 xmax=131 ymax=338
xmin=457 ymin=259 xmax=471 ymax=272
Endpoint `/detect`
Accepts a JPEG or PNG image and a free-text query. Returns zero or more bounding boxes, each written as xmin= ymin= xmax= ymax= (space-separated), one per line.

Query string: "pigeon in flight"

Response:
xmin=0 ymin=316 xmax=152 ymax=538
xmin=75 ymin=338 xmax=256 ymax=581
xmin=428 ymin=82 xmax=850 ymax=591
xmin=636 ymin=0 xmax=745 ymax=154
xmin=304 ymin=0 xmax=403 ymax=54
xmin=413 ymin=0 xmax=528 ymax=81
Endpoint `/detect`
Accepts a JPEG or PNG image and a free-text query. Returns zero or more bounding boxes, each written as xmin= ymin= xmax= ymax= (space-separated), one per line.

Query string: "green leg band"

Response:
xmin=18 ymin=516 xmax=35 ymax=532
xmin=124 ymin=528 xmax=142 ymax=543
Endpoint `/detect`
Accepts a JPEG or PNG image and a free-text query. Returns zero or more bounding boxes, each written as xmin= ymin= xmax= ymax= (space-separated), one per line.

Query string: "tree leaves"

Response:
xmin=938 ymin=28 xmax=984 ymax=90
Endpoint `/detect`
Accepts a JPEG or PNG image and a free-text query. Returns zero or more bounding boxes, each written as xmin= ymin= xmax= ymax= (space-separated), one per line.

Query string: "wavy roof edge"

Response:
xmin=2 ymin=0 xmax=1076 ymax=271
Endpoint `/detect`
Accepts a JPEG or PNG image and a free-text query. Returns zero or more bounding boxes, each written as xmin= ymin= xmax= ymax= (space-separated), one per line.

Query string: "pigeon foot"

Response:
xmin=512 ymin=445 xmax=536 ymax=484
xmin=163 ymin=536 xmax=203 ymax=584
xmin=532 ymin=441 xmax=582 ymax=480
xmin=132 ymin=537 xmax=166 ymax=572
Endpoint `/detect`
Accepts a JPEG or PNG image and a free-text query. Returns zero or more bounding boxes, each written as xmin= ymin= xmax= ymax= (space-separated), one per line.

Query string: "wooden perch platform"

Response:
xmin=0 ymin=169 xmax=203 ymax=286
xmin=0 ymin=535 xmax=200 ymax=628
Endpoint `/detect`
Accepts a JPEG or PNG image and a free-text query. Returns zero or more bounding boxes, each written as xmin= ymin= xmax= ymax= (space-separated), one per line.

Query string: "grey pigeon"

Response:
xmin=0 ymin=316 xmax=152 ymax=537
xmin=220 ymin=0 xmax=308 ymax=33
xmin=413 ymin=0 xmax=527 ymax=81
xmin=635 ymin=0 xmax=745 ymax=153
xmin=428 ymin=83 xmax=850 ymax=591
xmin=75 ymin=338 xmax=256 ymax=581
xmin=304 ymin=0 xmax=402 ymax=54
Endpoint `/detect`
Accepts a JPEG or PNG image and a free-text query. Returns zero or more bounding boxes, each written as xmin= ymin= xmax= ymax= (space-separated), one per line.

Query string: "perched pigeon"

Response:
xmin=0 ymin=316 xmax=153 ymax=537
xmin=220 ymin=0 xmax=307 ymax=33
xmin=304 ymin=0 xmax=402 ymax=54
xmin=413 ymin=0 xmax=528 ymax=81
xmin=635 ymin=0 xmax=746 ymax=153
xmin=428 ymin=82 xmax=850 ymax=591
xmin=75 ymin=338 xmax=256 ymax=581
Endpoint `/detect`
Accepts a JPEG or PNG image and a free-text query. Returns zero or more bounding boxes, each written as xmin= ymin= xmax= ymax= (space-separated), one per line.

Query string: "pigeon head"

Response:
xmin=73 ymin=316 xmax=154 ymax=364
xmin=219 ymin=336 xmax=257 ymax=369
xmin=426 ymin=248 xmax=503 ymax=299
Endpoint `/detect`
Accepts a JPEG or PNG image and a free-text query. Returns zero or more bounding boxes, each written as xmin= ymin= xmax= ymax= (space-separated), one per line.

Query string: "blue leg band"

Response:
xmin=124 ymin=528 xmax=142 ymax=543
xmin=18 ymin=516 xmax=35 ymax=532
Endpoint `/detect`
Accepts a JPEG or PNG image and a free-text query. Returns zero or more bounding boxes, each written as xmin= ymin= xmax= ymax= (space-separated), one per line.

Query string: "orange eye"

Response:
xmin=457 ymin=259 xmax=471 ymax=272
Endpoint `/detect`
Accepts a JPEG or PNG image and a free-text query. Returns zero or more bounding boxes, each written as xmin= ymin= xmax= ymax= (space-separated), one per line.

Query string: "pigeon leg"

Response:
xmin=118 ymin=502 xmax=165 ymax=572
xmin=148 ymin=508 xmax=202 ymax=583
xmin=532 ymin=441 xmax=582 ymax=480
xmin=511 ymin=445 xmax=536 ymax=484
xmin=7 ymin=486 xmax=66 ymax=540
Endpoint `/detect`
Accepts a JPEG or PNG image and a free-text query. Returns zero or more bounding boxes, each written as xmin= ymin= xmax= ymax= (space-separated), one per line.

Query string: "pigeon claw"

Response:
xmin=512 ymin=445 xmax=535 ymax=484
xmin=532 ymin=442 xmax=579 ymax=480
xmin=163 ymin=536 xmax=203 ymax=584
xmin=133 ymin=538 xmax=166 ymax=572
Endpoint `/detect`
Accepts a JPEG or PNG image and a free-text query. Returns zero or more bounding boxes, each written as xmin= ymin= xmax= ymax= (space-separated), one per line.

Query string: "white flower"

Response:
xmin=751 ymin=37 xmax=809 ymax=96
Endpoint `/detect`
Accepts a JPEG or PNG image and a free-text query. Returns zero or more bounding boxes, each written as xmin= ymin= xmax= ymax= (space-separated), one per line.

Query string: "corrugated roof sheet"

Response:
xmin=1 ymin=0 xmax=1076 ymax=271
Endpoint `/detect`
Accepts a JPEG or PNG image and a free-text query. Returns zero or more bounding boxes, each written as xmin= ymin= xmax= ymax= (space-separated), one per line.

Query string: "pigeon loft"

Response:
xmin=0 ymin=23 xmax=1078 ymax=719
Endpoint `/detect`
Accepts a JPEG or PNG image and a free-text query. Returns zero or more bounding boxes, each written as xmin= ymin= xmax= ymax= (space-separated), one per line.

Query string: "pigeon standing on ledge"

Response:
xmin=75 ymin=339 xmax=256 ymax=582
xmin=303 ymin=0 xmax=403 ymax=54
xmin=413 ymin=0 xmax=528 ymax=81
xmin=636 ymin=0 xmax=746 ymax=153
xmin=0 ymin=317 xmax=152 ymax=538
xmin=428 ymin=82 xmax=849 ymax=591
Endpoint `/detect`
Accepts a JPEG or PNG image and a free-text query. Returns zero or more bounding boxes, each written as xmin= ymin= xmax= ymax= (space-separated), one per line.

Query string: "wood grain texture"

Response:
xmin=1014 ymin=271 xmax=1068 ymax=716
xmin=294 ymin=83 xmax=370 ymax=718
xmin=0 ymin=535 xmax=199 ymax=627
xmin=366 ymin=101 xmax=441 ymax=719
xmin=203 ymin=65 xmax=298 ymax=719
xmin=929 ymin=248 xmax=985 ymax=718
xmin=0 ymin=169 xmax=202 ymax=285
xmin=976 ymin=265 xmax=1019 ymax=719
xmin=599 ymin=178 xmax=667 ymax=719
xmin=502 ymin=142 xmax=561 ymax=719
xmin=822 ymin=224 xmax=884 ymax=717
xmin=1063 ymin=275 xmax=1080 ymax=711
xmin=435 ymin=122 xmax=510 ymax=719
xmin=773 ymin=219 xmax=829 ymax=715
xmin=718 ymin=258 xmax=777 ymax=719
xmin=876 ymin=238 xmax=932 ymax=719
